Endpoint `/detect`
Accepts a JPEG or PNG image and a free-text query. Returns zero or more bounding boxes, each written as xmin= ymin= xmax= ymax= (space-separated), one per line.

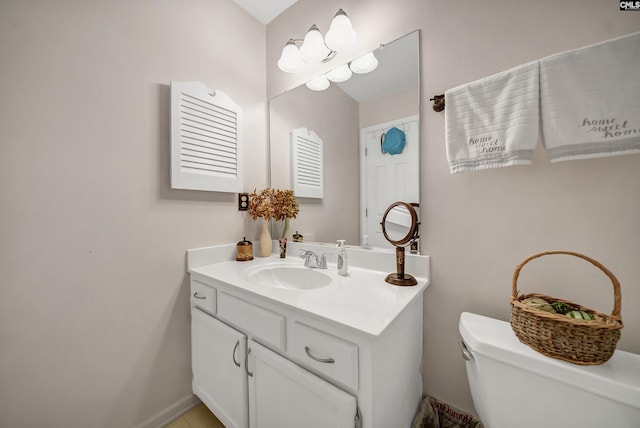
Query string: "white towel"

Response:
xmin=540 ymin=31 xmax=640 ymax=162
xmin=445 ymin=61 xmax=539 ymax=174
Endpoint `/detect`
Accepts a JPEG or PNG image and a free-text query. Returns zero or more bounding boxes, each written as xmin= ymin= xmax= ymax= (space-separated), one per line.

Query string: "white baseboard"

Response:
xmin=134 ymin=394 xmax=201 ymax=428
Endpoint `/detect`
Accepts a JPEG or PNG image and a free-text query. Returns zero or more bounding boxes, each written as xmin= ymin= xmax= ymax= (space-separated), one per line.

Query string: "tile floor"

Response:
xmin=166 ymin=403 xmax=224 ymax=428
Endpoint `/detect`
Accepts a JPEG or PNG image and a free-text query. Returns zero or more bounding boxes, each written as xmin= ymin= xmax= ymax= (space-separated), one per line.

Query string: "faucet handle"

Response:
xmin=318 ymin=252 xmax=333 ymax=269
xmin=299 ymin=249 xmax=314 ymax=259
xmin=299 ymin=249 xmax=318 ymax=267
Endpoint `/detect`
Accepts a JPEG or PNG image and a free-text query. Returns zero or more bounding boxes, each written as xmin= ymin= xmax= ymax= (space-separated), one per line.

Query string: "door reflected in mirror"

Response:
xmin=269 ymin=31 xmax=420 ymax=250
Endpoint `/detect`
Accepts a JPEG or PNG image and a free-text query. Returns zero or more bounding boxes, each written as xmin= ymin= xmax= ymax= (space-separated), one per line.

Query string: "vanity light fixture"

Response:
xmin=349 ymin=51 xmax=379 ymax=74
xmin=305 ymin=50 xmax=378 ymax=91
xmin=277 ymin=40 xmax=305 ymax=73
xmin=326 ymin=64 xmax=352 ymax=83
xmin=324 ymin=9 xmax=357 ymax=51
xmin=299 ymin=24 xmax=332 ymax=63
xmin=305 ymin=75 xmax=330 ymax=91
xmin=277 ymin=9 xmax=357 ymax=73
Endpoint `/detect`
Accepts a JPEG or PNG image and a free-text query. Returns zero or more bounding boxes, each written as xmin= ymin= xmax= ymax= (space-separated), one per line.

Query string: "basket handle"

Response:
xmin=511 ymin=251 xmax=621 ymax=321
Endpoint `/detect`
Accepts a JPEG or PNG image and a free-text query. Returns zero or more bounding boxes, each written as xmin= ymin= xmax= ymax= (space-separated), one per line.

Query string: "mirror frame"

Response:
xmin=380 ymin=201 xmax=420 ymax=246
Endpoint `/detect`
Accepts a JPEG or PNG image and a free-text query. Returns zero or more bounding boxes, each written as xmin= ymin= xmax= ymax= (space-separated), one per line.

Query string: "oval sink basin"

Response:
xmin=247 ymin=265 xmax=332 ymax=290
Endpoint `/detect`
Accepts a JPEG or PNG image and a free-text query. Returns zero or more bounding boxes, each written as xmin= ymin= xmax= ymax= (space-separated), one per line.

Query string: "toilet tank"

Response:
xmin=458 ymin=312 xmax=640 ymax=428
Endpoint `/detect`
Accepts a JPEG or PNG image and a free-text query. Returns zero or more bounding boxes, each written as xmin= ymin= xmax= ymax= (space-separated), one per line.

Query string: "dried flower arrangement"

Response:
xmin=248 ymin=188 xmax=299 ymax=221
xmin=248 ymin=188 xmax=277 ymax=220
xmin=273 ymin=189 xmax=299 ymax=221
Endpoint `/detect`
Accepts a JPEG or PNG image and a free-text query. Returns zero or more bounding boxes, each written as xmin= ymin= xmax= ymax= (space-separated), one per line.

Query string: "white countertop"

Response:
xmin=188 ymin=243 xmax=430 ymax=338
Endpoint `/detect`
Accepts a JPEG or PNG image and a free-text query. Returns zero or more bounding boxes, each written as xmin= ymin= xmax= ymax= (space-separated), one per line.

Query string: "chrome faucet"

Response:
xmin=299 ymin=249 xmax=331 ymax=269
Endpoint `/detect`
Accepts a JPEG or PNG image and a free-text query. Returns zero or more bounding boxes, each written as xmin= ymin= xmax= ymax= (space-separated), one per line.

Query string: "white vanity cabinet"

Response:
xmin=189 ymin=269 xmax=424 ymax=428
xmin=190 ymin=279 xmax=361 ymax=428
xmin=191 ymin=283 xmax=249 ymax=428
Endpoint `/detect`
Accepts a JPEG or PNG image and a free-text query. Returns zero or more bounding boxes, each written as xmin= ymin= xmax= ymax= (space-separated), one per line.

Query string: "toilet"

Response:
xmin=458 ymin=312 xmax=640 ymax=428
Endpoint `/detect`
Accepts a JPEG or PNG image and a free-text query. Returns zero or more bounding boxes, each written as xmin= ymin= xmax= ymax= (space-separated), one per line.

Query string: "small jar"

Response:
xmin=236 ymin=237 xmax=254 ymax=261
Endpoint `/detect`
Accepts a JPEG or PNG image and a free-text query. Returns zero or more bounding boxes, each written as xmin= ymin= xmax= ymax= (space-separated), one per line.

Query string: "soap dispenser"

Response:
xmin=337 ymin=240 xmax=348 ymax=276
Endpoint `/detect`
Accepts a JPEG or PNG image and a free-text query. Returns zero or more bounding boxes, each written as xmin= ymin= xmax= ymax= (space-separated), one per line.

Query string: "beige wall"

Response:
xmin=359 ymin=87 xmax=418 ymax=129
xmin=267 ymin=0 xmax=640 ymax=415
xmin=0 ymin=0 xmax=266 ymax=427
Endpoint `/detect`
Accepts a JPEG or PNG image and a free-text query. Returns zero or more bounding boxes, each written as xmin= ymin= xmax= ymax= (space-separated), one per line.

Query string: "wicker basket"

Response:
xmin=510 ymin=251 xmax=623 ymax=365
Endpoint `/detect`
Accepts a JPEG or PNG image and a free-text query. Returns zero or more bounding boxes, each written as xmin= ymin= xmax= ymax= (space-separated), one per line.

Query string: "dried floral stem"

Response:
xmin=248 ymin=188 xmax=299 ymax=221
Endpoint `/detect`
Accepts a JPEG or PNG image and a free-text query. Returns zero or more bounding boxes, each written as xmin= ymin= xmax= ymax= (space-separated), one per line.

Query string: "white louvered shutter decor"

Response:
xmin=291 ymin=127 xmax=323 ymax=199
xmin=170 ymin=81 xmax=243 ymax=192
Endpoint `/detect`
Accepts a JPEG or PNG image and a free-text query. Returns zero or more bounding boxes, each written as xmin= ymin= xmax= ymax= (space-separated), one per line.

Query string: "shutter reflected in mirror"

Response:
xmin=291 ymin=127 xmax=323 ymax=199
xmin=170 ymin=81 xmax=243 ymax=192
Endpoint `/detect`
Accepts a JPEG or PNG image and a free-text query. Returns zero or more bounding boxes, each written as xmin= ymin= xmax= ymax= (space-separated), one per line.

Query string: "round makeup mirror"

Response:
xmin=380 ymin=201 xmax=420 ymax=286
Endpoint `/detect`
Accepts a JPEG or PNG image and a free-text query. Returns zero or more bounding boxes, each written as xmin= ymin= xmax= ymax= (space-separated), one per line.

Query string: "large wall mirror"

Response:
xmin=269 ymin=30 xmax=420 ymax=250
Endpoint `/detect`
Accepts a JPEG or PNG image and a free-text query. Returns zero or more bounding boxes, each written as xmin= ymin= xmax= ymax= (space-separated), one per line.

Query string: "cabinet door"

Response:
xmin=248 ymin=340 xmax=357 ymax=428
xmin=192 ymin=308 xmax=249 ymax=428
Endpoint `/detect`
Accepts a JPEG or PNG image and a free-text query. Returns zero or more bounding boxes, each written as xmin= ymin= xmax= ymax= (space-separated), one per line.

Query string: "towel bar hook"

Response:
xmin=429 ymin=94 xmax=445 ymax=112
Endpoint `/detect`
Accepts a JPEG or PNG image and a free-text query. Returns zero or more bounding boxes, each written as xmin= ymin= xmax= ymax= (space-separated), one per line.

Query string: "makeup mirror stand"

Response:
xmin=380 ymin=201 xmax=420 ymax=286
xmin=386 ymin=246 xmax=416 ymax=286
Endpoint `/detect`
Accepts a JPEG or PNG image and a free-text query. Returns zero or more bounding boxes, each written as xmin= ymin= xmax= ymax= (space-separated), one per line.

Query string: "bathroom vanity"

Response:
xmin=187 ymin=242 xmax=430 ymax=428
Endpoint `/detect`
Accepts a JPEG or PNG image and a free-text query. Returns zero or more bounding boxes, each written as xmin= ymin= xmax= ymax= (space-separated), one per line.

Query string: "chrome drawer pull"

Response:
xmin=193 ymin=292 xmax=206 ymax=300
xmin=232 ymin=340 xmax=241 ymax=368
xmin=245 ymin=348 xmax=253 ymax=377
xmin=305 ymin=346 xmax=335 ymax=364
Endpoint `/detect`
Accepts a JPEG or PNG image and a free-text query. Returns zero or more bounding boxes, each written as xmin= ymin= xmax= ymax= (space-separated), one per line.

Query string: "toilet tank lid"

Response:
xmin=459 ymin=312 xmax=640 ymax=410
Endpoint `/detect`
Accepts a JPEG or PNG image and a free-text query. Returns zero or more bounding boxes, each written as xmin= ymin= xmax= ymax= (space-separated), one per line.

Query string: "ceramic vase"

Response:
xmin=281 ymin=218 xmax=294 ymax=241
xmin=259 ymin=218 xmax=272 ymax=257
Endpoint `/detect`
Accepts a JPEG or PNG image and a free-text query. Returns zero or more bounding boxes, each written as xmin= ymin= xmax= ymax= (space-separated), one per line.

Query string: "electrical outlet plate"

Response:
xmin=238 ymin=193 xmax=249 ymax=211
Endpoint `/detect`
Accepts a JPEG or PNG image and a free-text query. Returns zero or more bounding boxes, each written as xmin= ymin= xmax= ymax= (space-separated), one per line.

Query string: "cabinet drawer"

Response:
xmin=218 ymin=291 xmax=286 ymax=350
xmin=289 ymin=322 xmax=359 ymax=390
xmin=191 ymin=280 xmax=216 ymax=314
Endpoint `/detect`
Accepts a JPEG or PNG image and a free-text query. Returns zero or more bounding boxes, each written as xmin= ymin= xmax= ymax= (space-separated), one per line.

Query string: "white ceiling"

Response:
xmin=231 ymin=0 xmax=298 ymax=24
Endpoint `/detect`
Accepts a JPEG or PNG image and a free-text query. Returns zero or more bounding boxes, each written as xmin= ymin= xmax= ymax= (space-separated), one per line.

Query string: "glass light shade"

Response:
xmin=325 ymin=9 xmax=357 ymax=51
xmin=350 ymin=52 xmax=379 ymax=74
xmin=278 ymin=40 xmax=304 ymax=73
xmin=277 ymin=41 xmax=304 ymax=73
xmin=305 ymin=75 xmax=330 ymax=91
xmin=326 ymin=64 xmax=352 ymax=83
xmin=299 ymin=25 xmax=330 ymax=63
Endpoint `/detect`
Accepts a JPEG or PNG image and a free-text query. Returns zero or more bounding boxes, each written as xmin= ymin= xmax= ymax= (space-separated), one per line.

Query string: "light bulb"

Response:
xmin=326 ymin=64 xmax=352 ymax=83
xmin=305 ymin=75 xmax=330 ymax=91
xmin=277 ymin=40 xmax=304 ymax=73
xmin=325 ymin=9 xmax=357 ymax=51
xmin=299 ymin=25 xmax=330 ymax=63
xmin=350 ymin=52 xmax=378 ymax=74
